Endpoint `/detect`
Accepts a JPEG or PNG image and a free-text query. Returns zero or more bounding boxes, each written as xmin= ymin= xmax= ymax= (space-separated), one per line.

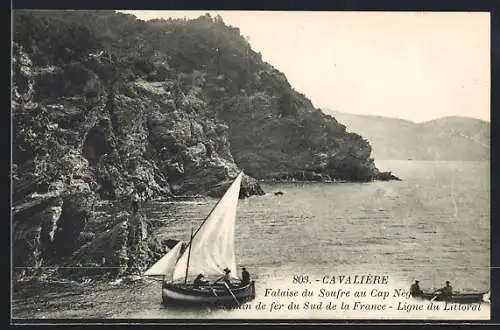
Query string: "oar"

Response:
xmin=209 ymin=284 xmax=219 ymax=297
xmin=431 ymin=290 xmax=443 ymax=301
xmin=223 ymin=282 xmax=240 ymax=306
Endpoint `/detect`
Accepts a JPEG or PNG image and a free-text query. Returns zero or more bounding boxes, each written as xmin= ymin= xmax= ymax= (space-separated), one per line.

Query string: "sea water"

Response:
xmin=12 ymin=160 xmax=490 ymax=319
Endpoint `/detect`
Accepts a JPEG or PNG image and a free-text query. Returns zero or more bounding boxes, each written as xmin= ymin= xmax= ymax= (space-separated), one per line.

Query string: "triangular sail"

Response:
xmin=172 ymin=172 xmax=243 ymax=281
xmin=144 ymin=240 xmax=184 ymax=276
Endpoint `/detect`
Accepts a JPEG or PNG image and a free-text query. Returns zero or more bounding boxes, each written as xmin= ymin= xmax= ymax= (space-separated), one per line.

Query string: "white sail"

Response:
xmin=172 ymin=172 xmax=243 ymax=281
xmin=144 ymin=240 xmax=184 ymax=276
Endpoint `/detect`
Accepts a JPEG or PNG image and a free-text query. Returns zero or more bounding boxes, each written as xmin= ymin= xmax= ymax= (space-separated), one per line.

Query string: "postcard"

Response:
xmin=11 ymin=9 xmax=490 ymax=321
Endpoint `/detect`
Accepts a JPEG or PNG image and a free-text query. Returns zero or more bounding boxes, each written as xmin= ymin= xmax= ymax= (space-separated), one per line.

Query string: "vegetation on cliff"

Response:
xmin=12 ymin=10 xmax=389 ymax=279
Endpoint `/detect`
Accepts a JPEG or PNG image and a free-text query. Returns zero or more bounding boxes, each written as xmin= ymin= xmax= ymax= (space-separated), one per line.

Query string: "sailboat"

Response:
xmin=143 ymin=172 xmax=256 ymax=307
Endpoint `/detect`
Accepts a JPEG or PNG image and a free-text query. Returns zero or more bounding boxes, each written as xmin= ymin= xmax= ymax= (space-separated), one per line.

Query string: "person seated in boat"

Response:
xmin=214 ymin=268 xmax=232 ymax=286
xmin=410 ymin=280 xmax=423 ymax=297
xmin=435 ymin=281 xmax=453 ymax=300
xmin=441 ymin=281 xmax=453 ymax=298
xmin=241 ymin=267 xmax=250 ymax=285
xmin=193 ymin=274 xmax=208 ymax=288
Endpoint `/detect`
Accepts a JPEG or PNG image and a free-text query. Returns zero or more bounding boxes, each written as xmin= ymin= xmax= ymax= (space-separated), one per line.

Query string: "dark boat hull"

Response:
xmin=162 ymin=281 xmax=256 ymax=307
xmin=416 ymin=292 xmax=488 ymax=304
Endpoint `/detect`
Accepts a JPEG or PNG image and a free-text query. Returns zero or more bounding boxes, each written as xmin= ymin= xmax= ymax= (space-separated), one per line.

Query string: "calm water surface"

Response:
xmin=131 ymin=160 xmax=489 ymax=319
xmin=13 ymin=160 xmax=490 ymax=319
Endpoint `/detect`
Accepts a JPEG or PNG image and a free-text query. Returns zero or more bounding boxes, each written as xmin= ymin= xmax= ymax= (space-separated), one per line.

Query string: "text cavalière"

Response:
xmin=321 ymin=274 xmax=389 ymax=285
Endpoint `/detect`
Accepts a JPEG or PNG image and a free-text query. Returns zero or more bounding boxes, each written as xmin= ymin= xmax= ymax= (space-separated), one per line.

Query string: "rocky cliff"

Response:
xmin=12 ymin=10 xmax=391 ymax=279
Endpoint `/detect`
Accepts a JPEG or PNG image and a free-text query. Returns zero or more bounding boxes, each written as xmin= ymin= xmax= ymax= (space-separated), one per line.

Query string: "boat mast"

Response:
xmin=184 ymin=227 xmax=194 ymax=284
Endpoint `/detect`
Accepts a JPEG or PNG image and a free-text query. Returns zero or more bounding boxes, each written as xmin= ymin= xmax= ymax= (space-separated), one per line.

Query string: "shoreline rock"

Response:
xmin=376 ymin=171 xmax=402 ymax=181
xmin=258 ymin=170 xmax=402 ymax=183
xmin=207 ymin=173 xmax=265 ymax=198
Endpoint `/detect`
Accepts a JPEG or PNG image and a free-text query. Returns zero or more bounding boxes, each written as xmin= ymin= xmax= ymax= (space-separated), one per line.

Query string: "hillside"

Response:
xmin=326 ymin=110 xmax=490 ymax=161
xmin=12 ymin=10 xmax=394 ymax=279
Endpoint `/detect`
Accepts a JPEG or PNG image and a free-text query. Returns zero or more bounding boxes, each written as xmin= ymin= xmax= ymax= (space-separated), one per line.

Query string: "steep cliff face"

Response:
xmin=11 ymin=26 xmax=261 ymax=278
xmin=12 ymin=10 xmax=387 ymax=279
xmin=12 ymin=43 xmax=160 ymax=278
xmin=214 ymin=91 xmax=378 ymax=181
xmin=142 ymin=14 xmax=381 ymax=181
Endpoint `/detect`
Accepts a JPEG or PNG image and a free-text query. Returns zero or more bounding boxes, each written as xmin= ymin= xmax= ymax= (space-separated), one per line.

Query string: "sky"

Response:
xmin=120 ymin=11 xmax=490 ymax=123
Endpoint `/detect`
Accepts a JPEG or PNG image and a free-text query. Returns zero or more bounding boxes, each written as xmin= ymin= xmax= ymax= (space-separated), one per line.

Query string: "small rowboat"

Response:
xmin=416 ymin=291 xmax=489 ymax=304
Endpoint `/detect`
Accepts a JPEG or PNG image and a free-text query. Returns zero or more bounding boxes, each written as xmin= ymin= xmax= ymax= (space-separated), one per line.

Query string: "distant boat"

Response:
xmin=143 ymin=172 xmax=256 ymax=307
xmin=416 ymin=291 xmax=489 ymax=304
